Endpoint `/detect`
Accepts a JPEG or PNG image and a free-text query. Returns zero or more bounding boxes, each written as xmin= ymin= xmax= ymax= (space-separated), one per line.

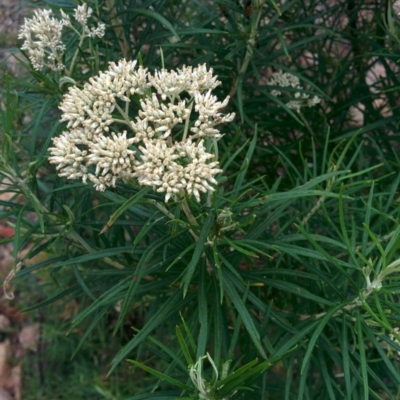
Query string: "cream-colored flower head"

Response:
xmin=191 ymin=90 xmax=235 ymax=139
xmin=268 ymin=70 xmax=320 ymax=113
xmin=49 ymin=60 xmax=235 ymax=202
xmin=87 ymin=131 xmax=136 ymax=190
xmin=389 ymin=327 xmax=400 ymax=360
xmin=176 ymin=140 xmax=223 ymax=202
xmin=18 ymin=9 xmax=66 ymax=71
xmin=18 ymin=4 xmax=105 ymax=72
xmin=49 ymin=128 xmax=88 ymax=182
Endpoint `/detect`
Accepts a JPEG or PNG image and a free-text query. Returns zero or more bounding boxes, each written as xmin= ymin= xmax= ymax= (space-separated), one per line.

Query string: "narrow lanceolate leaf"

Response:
xmin=340 ymin=316 xmax=352 ymax=399
xmin=127 ymin=359 xmax=191 ymax=391
xmin=50 ymin=247 xmax=132 ymax=269
xmin=110 ymin=290 xmax=194 ymax=373
xmin=218 ymin=360 xmax=272 ymax=396
xmin=217 ymin=358 xmax=259 ymax=389
xmin=223 ymin=273 xmax=267 ymax=359
xmin=114 ymin=234 xmax=180 ymax=334
xmin=179 ymin=312 xmax=197 ymax=354
xmin=100 ymin=187 xmax=150 ymax=234
xmin=176 ymin=325 xmax=194 ymax=366
xmin=128 ymin=8 xmax=180 ymax=40
xmin=232 ymin=128 xmax=257 ymax=193
xmin=197 ymin=265 xmax=208 ymax=359
xmin=300 ymin=304 xmax=343 ymax=374
xmin=364 ymin=328 xmax=400 ymax=386
xmin=356 ymin=311 xmax=369 ymax=400
xmin=181 ymin=211 xmax=215 ymax=297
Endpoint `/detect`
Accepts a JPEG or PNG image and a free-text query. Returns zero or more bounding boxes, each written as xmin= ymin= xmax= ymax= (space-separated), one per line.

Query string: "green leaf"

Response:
xmin=197 ymin=265 xmax=208 ymax=359
xmin=50 ymin=246 xmax=132 ymax=269
xmin=223 ymin=237 xmax=259 ymax=257
xmin=218 ymin=359 xmax=272 ymax=396
xmin=128 ymin=8 xmax=180 ymax=40
xmin=110 ymin=290 xmax=194 ymax=373
xmin=179 ymin=312 xmax=197 ymax=355
xmin=71 ymin=264 xmax=96 ymax=301
xmin=300 ymin=304 xmax=342 ymax=375
xmin=338 ymin=184 xmax=359 ymax=268
xmin=317 ymin=347 xmax=336 ymax=400
xmin=181 ymin=211 xmax=215 ymax=296
xmin=133 ymin=215 xmax=166 ymax=248
xmin=176 ymin=325 xmax=194 ymax=366
xmin=147 ymin=335 xmax=187 ymax=372
xmin=71 ymin=310 xmax=106 ymax=359
xmin=166 ymin=242 xmax=196 ymax=272
xmin=224 ymin=272 xmax=267 ymax=359
xmin=356 ymin=311 xmax=368 ymax=400
xmin=232 ymin=128 xmax=257 ymax=193
xmin=340 ymin=316 xmax=352 ymax=399
xmin=127 ymin=359 xmax=191 ymax=391
xmin=114 ymin=234 xmax=179 ymax=334
xmin=364 ymin=329 xmax=400 ymax=386
xmin=100 ymin=187 xmax=151 ymax=234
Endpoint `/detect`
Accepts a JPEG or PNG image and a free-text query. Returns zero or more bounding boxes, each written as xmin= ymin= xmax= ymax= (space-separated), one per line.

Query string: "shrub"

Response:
xmin=1 ymin=0 xmax=400 ymax=398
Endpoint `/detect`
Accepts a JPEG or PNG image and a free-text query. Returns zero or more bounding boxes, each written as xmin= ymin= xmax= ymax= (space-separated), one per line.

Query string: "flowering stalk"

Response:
xmin=267 ymin=70 xmax=321 ymax=113
xmin=229 ymin=0 xmax=266 ymax=99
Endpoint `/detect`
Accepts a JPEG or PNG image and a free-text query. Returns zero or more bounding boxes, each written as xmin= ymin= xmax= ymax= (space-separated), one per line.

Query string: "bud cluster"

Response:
xmin=49 ymin=61 xmax=235 ymax=202
xmin=18 ymin=4 xmax=105 ymax=72
xmin=389 ymin=327 xmax=400 ymax=360
xmin=267 ymin=70 xmax=321 ymax=113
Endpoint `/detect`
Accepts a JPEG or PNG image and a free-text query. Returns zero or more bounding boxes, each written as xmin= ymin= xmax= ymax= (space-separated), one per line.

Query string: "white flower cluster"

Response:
xmin=267 ymin=70 xmax=321 ymax=113
xmin=394 ymin=0 xmax=400 ymax=16
xmin=389 ymin=327 xmax=400 ymax=360
xmin=18 ymin=4 xmax=105 ymax=71
xmin=49 ymin=61 xmax=235 ymax=202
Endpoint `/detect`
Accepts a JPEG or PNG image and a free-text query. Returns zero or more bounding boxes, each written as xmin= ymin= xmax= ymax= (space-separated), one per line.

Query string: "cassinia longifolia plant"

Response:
xmin=3 ymin=1 xmax=400 ymax=398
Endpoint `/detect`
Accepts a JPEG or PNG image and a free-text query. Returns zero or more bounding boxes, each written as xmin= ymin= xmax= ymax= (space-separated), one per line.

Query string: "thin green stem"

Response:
xmin=114 ymin=101 xmax=133 ymax=129
xmin=182 ymin=100 xmax=194 ymax=141
xmin=181 ymin=197 xmax=199 ymax=228
xmin=298 ymin=112 xmax=316 ymax=138
xmin=147 ymin=198 xmax=199 ymax=241
xmin=65 ymin=26 xmax=86 ymax=77
xmin=228 ymin=1 xmax=264 ymax=99
xmin=301 ymin=165 xmax=338 ymax=226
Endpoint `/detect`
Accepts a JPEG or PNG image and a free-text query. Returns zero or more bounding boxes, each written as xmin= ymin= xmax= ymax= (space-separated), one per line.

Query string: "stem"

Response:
xmin=111 ymin=118 xmax=132 ymax=127
xmin=181 ymin=197 xmax=199 ymax=227
xmin=298 ymin=276 xmax=382 ymax=321
xmin=301 ymin=166 xmax=337 ymax=226
xmin=298 ymin=112 xmax=316 ymax=138
xmin=146 ymin=199 xmax=175 ymax=220
xmin=182 ymin=100 xmax=194 ymax=141
xmin=228 ymin=1 xmax=264 ymax=99
xmin=146 ymin=198 xmax=199 ymax=241
xmin=125 ymin=98 xmax=130 ymax=115
xmin=181 ymin=197 xmax=200 ymax=241
xmin=114 ymin=102 xmax=134 ymax=131
xmin=105 ymin=0 xmax=130 ymax=59
xmin=65 ymin=28 xmax=86 ymax=77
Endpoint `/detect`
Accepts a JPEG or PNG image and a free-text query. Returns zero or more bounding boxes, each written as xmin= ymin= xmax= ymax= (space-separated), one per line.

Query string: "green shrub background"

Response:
xmin=2 ymin=0 xmax=400 ymax=399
